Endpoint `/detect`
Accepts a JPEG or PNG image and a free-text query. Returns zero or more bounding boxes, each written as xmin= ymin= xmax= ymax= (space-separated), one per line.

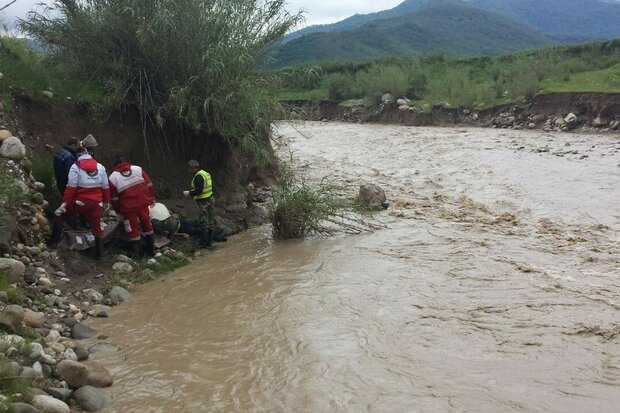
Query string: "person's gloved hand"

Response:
xmin=54 ymin=202 xmax=67 ymax=216
xmin=75 ymin=200 xmax=85 ymax=206
xmin=183 ymin=190 xmax=190 ymax=197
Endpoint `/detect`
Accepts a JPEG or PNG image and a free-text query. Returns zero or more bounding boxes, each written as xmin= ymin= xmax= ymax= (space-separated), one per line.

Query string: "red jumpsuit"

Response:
xmin=54 ymin=155 xmax=110 ymax=237
xmin=108 ymin=162 xmax=155 ymax=240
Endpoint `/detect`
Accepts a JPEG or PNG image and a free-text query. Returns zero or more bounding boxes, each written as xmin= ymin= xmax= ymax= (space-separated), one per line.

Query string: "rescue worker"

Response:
xmin=81 ymin=134 xmax=99 ymax=157
xmin=183 ymin=159 xmax=214 ymax=247
xmin=109 ymin=155 xmax=156 ymax=258
xmin=50 ymin=146 xmax=110 ymax=258
xmin=53 ymin=137 xmax=81 ymax=195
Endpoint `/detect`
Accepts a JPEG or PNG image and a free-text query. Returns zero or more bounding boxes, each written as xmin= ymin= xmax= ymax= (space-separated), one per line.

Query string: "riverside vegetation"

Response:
xmin=276 ymin=39 xmax=620 ymax=108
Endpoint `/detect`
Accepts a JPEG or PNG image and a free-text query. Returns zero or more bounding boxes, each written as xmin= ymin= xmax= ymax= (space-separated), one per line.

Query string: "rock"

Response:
xmin=610 ymin=120 xmax=619 ymax=130
xmin=563 ymin=113 xmax=578 ymax=130
xmin=593 ymin=114 xmax=609 ymax=127
xmin=12 ymin=402 xmax=43 ymax=413
xmin=0 ymin=130 xmax=12 ymax=142
xmin=356 ymin=183 xmax=389 ymax=210
xmin=56 ymin=360 xmax=89 ymax=389
xmin=88 ymin=343 xmax=119 ymax=355
xmin=74 ymin=345 xmax=89 ymax=361
xmin=528 ymin=122 xmax=536 ymax=129
xmin=90 ymin=304 xmax=111 ymax=317
xmin=381 ymin=93 xmax=393 ymax=103
xmin=23 ymin=309 xmax=47 ymax=328
xmin=0 ymin=313 xmax=20 ymax=334
xmin=0 ymin=291 xmax=8 ymax=303
xmin=82 ymin=289 xmax=104 ymax=304
xmin=31 ymin=394 xmax=70 ymax=413
xmin=45 ymin=330 xmax=62 ymax=343
xmin=114 ymin=254 xmax=133 ymax=263
xmin=85 ymin=361 xmax=113 ymax=387
xmin=43 ymin=387 xmax=73 ymax=403
xmin=111 ymin=262 xmax=133 ymax=274
xmin=4 ymin=304 xmax=25 ymax=324
xmin=0 ymin=339 xmax=10 ymax=353
xmin=62 ymin=348 xmax=78 ymax=362
xmin=0 ymin=136 xmax=27 ymax=160
xmin=71 ymin=323 xmax=97 ymax=340
xmin=73 ymin=385 xmax=109 ymax=412
xmin=0 ymin=257 xmax=26 ymax=282
xmin=20 ymin=366 xmax=40 ymax=381
xmin=41 ymin=91 xmax=54 ymax=99
xmin=49 ymin=342 xmax=66 ymax=354
xmin=396 ymin=98 xmax=409 ymax=106
xmin=29 ymin=342 xmax=44 ymax=360
xmin=107 ymin=286 xmax=131 ymax=305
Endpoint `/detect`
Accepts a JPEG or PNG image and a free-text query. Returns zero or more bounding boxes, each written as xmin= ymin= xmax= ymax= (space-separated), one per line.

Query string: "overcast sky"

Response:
xmin=1 ymin=0 xmax=404 ymax=29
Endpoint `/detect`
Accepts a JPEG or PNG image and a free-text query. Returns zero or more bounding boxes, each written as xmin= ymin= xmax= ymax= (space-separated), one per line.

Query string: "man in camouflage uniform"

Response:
xmin=183 ymin=159 xmax=214 ymax=247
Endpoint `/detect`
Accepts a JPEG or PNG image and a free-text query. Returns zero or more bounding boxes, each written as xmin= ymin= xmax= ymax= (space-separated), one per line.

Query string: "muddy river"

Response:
xmin=91 ymin=122 xmax=620 ymax=412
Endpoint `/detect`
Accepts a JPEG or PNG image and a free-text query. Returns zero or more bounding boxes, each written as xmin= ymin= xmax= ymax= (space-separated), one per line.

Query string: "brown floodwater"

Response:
xmin=90 ymin=122 xmax=620 ymax=412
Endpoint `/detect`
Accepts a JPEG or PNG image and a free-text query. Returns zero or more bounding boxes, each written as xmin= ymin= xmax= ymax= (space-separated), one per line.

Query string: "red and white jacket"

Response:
xmin=108 ymin=162 xmax=155 ymax=212
xmin=63 ymin=155 xmax=110 ymax=205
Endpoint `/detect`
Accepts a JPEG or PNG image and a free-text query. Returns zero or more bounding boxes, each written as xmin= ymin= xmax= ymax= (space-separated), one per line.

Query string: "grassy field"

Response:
xmin=274 ymin=39 xmax=620 ymax=109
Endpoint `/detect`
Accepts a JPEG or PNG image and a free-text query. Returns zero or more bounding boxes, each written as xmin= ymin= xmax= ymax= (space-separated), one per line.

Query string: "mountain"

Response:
xmin=465 ymin=0 xmax=620 ymax=42
xmin=266 ymin=0 xmax=551 ymax=67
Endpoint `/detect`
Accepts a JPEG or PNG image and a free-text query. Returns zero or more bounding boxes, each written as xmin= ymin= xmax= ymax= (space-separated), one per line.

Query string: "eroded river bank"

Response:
xmin=90 ymin=122 xmax=619 ymax=412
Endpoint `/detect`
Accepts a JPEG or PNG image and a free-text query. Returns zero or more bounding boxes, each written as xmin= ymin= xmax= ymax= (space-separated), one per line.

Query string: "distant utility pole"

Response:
xmin=0 ymin=0 xmax=19 ymax=13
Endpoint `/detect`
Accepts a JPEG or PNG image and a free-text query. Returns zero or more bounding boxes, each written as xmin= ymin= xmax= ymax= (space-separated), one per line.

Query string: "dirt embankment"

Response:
xmin=285 ymin=93 xmax=620 ymax=132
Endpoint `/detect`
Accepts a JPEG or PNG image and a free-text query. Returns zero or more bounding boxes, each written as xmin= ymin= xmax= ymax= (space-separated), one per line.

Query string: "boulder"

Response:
xmin=88 ymin=343 xmax=119 ymax=355
xmin=0 ymin=130 xmax=12 ymax=142
xmin=111 ymin=262 xmax=133 ymax=274
xmin=82 ymin=289 xmax=104 ymax=303
xmin=0 ymin=136 xmax=27 ymax=160
xmin=43 ymin=387 xmax=73 ymax=403
xmin=23 ymin=309 xmax=47 ymax=328
xmin=73 ymin=385 xmax=109 ymax=412
xmin=62 ymin=348 xmax=78 ymax=362
xmin=0 ymin=257 xmax=26 ymax=282
xmin=356 ymin=183 xmax=389 ymax=210
xmin=74 ymin=345 xmax=89 ymax=361
xmin=71 ymin=323 xmax=97 ymax=340
xmin=56 ymin=360 xmax=89 ymax=389
xmin=31 ymin=394 xmax=70 ymax=413
xmin=12 ymin=402 xmax=43 ymax=413
xmin=593 ymin=113 xmax=609 ymax=127
xmin=85 ymin=361 xmax=113 ymax=387
xmin=564 ymin=113 xmax=578 ymax=130
xmin=381 ymin=93 xmax=393 ymax=103
xmin=107 ymin=286 xmax=131 ymax=305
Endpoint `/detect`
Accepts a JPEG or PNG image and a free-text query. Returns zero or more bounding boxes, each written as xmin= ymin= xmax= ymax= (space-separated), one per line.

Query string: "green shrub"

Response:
xmin=270 ymin=163 xmax=368 ymax=239
xmin=0 ymin=168 xmax=24 ymax=217
xmin=0 ymin=273 xmax=24 ymax=305
xmin=356 ymin=64 xmax=410 ymax=102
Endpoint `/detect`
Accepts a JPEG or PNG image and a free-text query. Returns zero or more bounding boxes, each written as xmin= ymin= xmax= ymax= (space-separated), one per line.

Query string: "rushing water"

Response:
xmin=90 ymin=122 xmax=620 ymax=412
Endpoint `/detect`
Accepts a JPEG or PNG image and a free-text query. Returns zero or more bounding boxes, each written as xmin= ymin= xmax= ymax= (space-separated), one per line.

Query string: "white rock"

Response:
xmin=82 ymin=289 xmax=104 ymax=303
xmin=62 ymin=348 xmax=78 ymax=362
xmin=45 ymin=330 xmax=62 ymax=343
xmin=32 ymin=394 xmax=70 ymax=413
xmin=0 ymin=136 xmax=26 ymax=160
xmin=112 ymin=262 xmax=134 ymax=274
xmin=0 ymin=258 xmax=26 ymax=282
xmin=41 ymin=90 xmax=54 ymax=99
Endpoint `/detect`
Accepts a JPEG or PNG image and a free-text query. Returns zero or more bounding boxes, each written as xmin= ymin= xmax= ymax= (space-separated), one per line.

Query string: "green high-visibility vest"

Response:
xmin=191 ymin=169 xmax=213 ymax=200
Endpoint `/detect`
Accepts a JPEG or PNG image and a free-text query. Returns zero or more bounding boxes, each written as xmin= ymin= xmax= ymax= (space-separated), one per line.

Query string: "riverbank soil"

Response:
xmin=90 ymin=122 xmax=619 ymax=412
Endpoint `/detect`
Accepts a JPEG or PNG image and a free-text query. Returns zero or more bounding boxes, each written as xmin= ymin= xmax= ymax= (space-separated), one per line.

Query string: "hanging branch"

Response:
xmin=0 ymin=0 xmax=18 ymax=13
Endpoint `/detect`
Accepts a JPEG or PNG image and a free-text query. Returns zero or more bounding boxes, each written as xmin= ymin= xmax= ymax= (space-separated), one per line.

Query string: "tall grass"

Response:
xmin=22 ymin=0 xmax=303 ymax=160
xmin=270 ymin=162 xmax=372 ymax=239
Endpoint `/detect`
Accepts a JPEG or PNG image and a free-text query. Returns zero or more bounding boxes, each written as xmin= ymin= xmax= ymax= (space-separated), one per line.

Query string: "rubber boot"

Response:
xmin=199 ymin=229 xmax=213 ymax=248
xmin=47 ymin=223 xmax=63 ymax=248
xmin=143 ymin=234 xmax=155 ymax=257
xmin=95 ymin=237 xmax=104 ymax=260
xmin=130 ymin=240 xmax=142 ymax=260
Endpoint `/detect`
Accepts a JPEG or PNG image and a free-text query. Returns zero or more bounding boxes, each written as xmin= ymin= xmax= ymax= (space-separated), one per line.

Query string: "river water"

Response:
xmin=91 ymin=122 xmax=620 ymax=412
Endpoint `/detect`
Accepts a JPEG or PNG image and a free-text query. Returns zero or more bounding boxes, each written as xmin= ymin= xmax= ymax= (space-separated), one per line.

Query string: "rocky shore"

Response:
xmin=0 ymin=120 xmax=273 ymax=412
xmin=286 ymin=92 xmax=620 ymax=133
